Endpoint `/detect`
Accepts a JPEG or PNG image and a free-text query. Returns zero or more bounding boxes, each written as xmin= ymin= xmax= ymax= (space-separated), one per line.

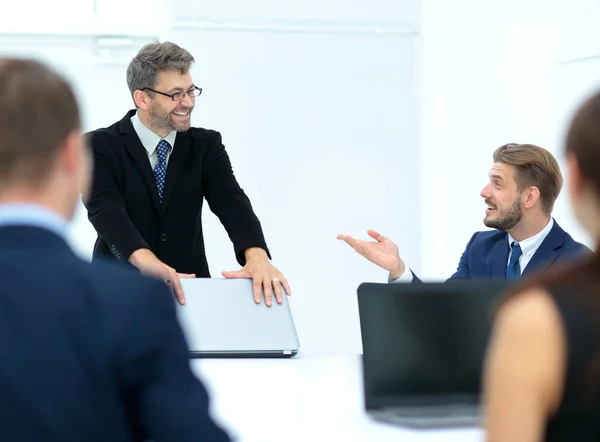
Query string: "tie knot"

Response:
xmin=510 ymin=241 xmax=523 ymax=262
xmin=156 ymin=140 xmax=170 ymax=162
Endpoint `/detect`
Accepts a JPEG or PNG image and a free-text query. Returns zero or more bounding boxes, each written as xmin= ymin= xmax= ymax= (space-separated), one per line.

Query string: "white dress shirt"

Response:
xmin=506 ymin=218 xmax=554 ymax=271
xmin=131 ymin=112 xmax=177 ymax=169
xmin=392 ymin=218 xmax=555 ymax=282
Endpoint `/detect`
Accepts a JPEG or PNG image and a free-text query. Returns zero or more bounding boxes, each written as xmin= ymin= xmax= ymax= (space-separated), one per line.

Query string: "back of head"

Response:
xmin=126 ymin=41 xmax=195 ymax=101
xmin=566 ymin=91 xmax=600 ymax=202
xmin=492 ymin=143 xmax=563 ymax=215
xmin=0 ymin=58 xmax=80 ymax=188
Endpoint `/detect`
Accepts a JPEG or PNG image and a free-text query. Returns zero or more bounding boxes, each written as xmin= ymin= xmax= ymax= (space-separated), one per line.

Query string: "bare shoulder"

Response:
xmin=495 ymin=287 xmax=564 ymax=339
xmin=485 ymin=287 xmax=568 ymax=422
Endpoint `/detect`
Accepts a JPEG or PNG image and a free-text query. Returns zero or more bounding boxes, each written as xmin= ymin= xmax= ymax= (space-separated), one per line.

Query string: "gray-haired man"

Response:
xmin=84 ymin=41 xmax=291 ymax=305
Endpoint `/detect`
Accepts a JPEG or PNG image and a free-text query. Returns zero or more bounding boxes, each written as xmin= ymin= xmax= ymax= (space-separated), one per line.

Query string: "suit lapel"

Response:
xmin=522 ymin=220 xmax=563 ymax=276
xmin=160 ymin=131 xmax=190 ymax=215
xmin=491 ymin=235 xmax=510 ymax=279
xmin=120 ymin=114 xmax=161 ymax=213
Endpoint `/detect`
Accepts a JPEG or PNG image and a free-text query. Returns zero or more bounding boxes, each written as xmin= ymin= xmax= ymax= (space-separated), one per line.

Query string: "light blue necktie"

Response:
xmin=154 ymin=140 xmax=170 ymax=203
xmin=506 ymin=242 xmax=523 ymax=280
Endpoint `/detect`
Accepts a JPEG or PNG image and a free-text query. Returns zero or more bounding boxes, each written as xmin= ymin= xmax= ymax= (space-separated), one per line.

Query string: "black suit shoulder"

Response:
xmin=187 ymin=126 xmax=222 ymax=142
xmin=84 ymin=123 xmax=124 ymax=159
xmin=185 ymin=127 xmax=227 ymax=160
xmin=84 ymin=117 xmax=121 ymax=139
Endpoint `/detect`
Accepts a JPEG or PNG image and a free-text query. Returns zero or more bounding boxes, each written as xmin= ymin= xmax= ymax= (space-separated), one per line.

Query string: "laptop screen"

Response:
xmin=357 ymin=281 xmax=510 ymax=409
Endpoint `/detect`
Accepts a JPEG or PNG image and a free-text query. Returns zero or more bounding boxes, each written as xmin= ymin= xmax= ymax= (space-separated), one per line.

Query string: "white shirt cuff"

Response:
xmin=389 ymin=267 xmax=413 ymax=283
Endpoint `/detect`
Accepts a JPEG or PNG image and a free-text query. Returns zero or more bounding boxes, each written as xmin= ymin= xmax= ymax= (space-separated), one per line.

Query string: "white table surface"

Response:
xmin=191 ymin=353 xmax=484 ymax=442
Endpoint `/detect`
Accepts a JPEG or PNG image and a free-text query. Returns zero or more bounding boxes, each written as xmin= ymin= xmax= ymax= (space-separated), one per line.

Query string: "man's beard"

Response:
xmin=484 ymin=198 xmax=523 ymax=231
xmin=149 ymin=104 xmax=192 ymax=133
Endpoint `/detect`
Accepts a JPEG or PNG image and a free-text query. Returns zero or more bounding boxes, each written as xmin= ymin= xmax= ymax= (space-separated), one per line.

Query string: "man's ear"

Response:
xmin=60 ymin=131 xmax=81 ymax=174
xmin=133 ymin=90 xmax=150 ymax=110
xmin=523 ymin=186 xmax=541 ymax=209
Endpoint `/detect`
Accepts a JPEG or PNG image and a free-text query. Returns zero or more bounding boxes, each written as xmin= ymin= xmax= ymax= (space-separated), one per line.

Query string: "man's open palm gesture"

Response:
xmin=336 ymin=230 xmax=404 ymax=275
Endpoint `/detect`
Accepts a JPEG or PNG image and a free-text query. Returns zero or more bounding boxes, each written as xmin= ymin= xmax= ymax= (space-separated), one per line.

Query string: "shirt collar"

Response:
xmin=131 ymin=111 xmax=177 ymax=156
xmin=508 ymin=218 xmax=554 ymax=256
xmin=0 ymin=203 xmax=68 ymax=238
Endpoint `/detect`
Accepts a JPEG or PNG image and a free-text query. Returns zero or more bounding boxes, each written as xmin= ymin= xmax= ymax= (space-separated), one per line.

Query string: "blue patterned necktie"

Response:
xmin=506 ymin=242 xmax=523 ymax=280
xmin=154 ymin=140 xmax=171 ymax=203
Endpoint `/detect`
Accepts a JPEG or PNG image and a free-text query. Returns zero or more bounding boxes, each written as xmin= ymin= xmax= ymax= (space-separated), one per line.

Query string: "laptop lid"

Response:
xmin=175 ymin=278 xmax=300 ymax=357
xmin=357 ymin=280 xmax=511 ymax=410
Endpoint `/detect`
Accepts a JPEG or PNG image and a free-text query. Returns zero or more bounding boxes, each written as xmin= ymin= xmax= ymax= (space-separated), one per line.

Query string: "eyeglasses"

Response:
xmin=142 ymin=86 xmax=202 ymax=101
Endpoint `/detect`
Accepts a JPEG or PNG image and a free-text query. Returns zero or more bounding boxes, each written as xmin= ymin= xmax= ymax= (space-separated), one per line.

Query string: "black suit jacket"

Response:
xmin=0 ymin=225 xmax=230 ymax=442
xmin=84 ymin=110 xmax=270 ymax=276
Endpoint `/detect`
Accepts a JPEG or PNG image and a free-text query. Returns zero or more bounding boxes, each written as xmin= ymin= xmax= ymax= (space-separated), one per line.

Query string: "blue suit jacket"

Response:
xmin=414 ymin=220 xmax=590 ymax=281
xmin=0 ymin=226 xmax=230 ymax=442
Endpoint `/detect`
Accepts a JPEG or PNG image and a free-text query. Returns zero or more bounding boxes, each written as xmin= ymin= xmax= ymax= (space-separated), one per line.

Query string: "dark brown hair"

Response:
xmin=0 ymin=58 xmax=80 ymax=187
xmin=493 ymin=143 xmax=563 ymax=214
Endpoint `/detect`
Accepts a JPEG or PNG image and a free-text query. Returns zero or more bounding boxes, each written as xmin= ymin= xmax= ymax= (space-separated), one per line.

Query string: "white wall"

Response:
xmin=419 ymin=0 xmax=598 ymax=280
xmin=164 ymin=15 xmax=421 ymax=354
xmin=173 ymin=0 xmax=418 ymax=22
xmin=4 ymin=0 xmax=597 ymax=354
xmin=0 ymin=0 xmax=421 ymax=354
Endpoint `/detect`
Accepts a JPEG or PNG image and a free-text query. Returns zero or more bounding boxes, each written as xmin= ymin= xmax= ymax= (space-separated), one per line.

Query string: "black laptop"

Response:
xmin=357 ymin=280 xmax=511 ymax=429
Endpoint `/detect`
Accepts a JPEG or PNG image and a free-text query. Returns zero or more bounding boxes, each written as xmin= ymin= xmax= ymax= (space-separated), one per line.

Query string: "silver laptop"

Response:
xmin=175 ymin=278 xmax=300 ymax=358
xmin=357 ymin=280 xmax=511 ymax=429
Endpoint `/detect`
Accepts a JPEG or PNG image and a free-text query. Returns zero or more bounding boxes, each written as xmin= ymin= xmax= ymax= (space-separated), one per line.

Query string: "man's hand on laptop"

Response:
xmin=222 ymin=247 xmax=291 ymax=307
xmin=337 ymin=230 xmax=406 ymax=280
xmin=128 ymin=248 xmax=195 ymax=305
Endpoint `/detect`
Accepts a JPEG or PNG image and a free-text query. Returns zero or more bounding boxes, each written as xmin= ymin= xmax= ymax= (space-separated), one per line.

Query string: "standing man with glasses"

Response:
xmin=84 ymin=41 xmax=291 ymax=306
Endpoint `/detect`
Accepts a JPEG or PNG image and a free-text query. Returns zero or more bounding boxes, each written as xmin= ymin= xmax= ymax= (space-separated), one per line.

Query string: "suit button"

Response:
xmin=160 ymin=234 xmax=168 ymax=242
